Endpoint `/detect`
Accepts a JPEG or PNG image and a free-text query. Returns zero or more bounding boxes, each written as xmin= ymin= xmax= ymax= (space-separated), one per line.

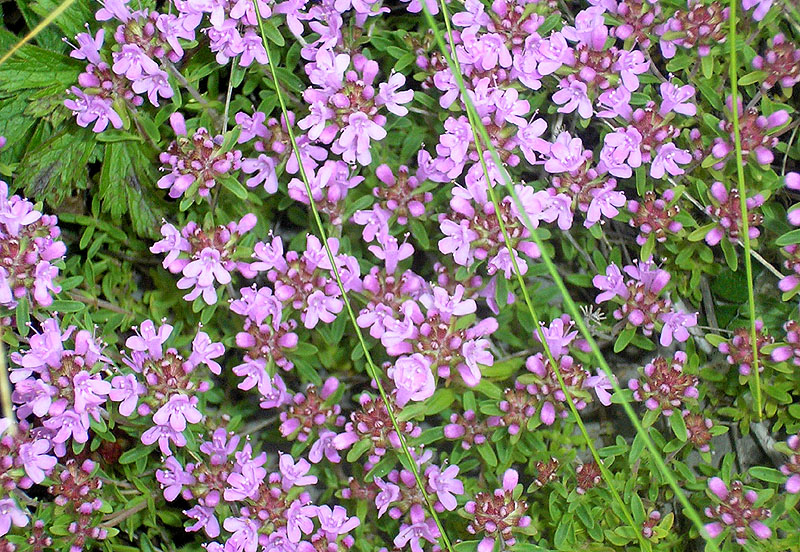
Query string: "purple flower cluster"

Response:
xmin=158 ymin=113 xmax=241 ymax=200
xmin=628 ymin=352 xmax=699 ymax=416
xmin=466 ymin=469 xmax=531 ymax=552
xmin=10 ymin=318 xmax=111 ymax=451
xmin=704 ymin=478 xmax=771 ymax=545
xmin=65 ymin=0 xmax=189 ymax=129
xmin=0 ymin=182 xmax=65 ymax=308
xmin=119 ymin=319 xmax=221 ymax=455
xmin=251 ymin=233 xmax=359 ymax=329
xmin=151 ymin=215 xmax=257 ymax=305
xmin=156 ymin=429 xmax=360 ymax=551
xmin=593 ymin=257 xmax=698 ymax=346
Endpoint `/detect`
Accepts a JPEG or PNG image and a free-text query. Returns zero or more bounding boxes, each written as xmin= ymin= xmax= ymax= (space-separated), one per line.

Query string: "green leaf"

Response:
xmin=737 ymin=71 xmax=768 ymax=86
xmin=15 ymin=297 xmax=29 ymax=337
xmin=118 ymin=445 xmax=155 ymax=465
xmin=0 ymin=30 xmax=83 ymax=92
xmin=260 ymin=18 xmax=285 ymax=46
xmin=721 ymin=237 xmax=738 ymax=271
xmin=476 ymin=443 xmax=498 ymax=467
xmin=701 ymin=55 xmax=714 ymax=80
xmin=704 ymin=334 xmax=727 ymax=347
xmin=409 ymin=219 xmax=429 ymax=249
xmin=99 ymin=142 xmax=164 ymax=238
xmin=346 ymin=439 xmax=372 ymax=463
xmin=424 ymin=388 xmax=455 ymax=416
xmin=669 ymin=410 xmax=688 ymax=442
xmin=776 ymin=229 xmax=800 ymax=246
xmin=219 ymin=173 xmax=249 ymax=200
xmin=614 ymin=327 xmax=636 ymax=353
xmin=749 ymin=466 xmax=785 ymax=483
xmin=48 ymin=300 xmax=85 ymax=313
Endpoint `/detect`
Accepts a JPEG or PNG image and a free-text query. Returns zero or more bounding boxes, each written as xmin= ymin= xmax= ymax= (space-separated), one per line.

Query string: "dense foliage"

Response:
xmin=0 ymin=0 xmax=799 ymax=550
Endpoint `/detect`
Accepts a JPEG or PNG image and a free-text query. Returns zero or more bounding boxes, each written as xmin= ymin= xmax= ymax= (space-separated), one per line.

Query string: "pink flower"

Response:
xmin=187 ymin=331 xmax=225 ymax=375
xmin=650 ymin=143 xmax=692 ymax=179
xmin=659 ymin=311 xmax=697 ymax=346
xmin=377 ymin=72 xmax=414 ymax=116
xmin=334 ymin=112 xmax=387 ymax=165
xmin=286 ymin=500 xmax=317 ymax=543
xmin=426 ymin=465 xmax=464 ymax=510
xmin=110 ymin=374 xmax=145 ymax=416
xmin=439 ymin=219 xmax=478 ymax=266
xmin=304 ymin=290 xmax=343 ymax=329
xmin=316 ymin=505 xmax=360 ymax=537
xmin=391 ymin=354 xmax=435 ymax=406
xmin=153 ymin=394 xmax=203 ymax=432
xmin=279 ymin=454 xmax=318 ymax=490
xmin=375 ymin=476 xmax=401 ymax=517
xmin=18 ymin=439 xmax=56 ymax=484
xmin=126 ymin=320 xmax=173 ymax=359
xmin=545 ymin=132 xmax=587 ymax=173
xmin=156 ymin=456 xmax=196 ymax=501
xmin=394 ymin=504 xmax=439 ymax=552
xmin=0 ymin=498 xmax=28 ymax=537
xmin=553 ymin=80 xmax=593 ymax=119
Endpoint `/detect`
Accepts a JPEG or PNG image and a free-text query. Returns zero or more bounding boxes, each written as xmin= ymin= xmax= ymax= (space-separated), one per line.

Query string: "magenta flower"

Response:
xmin=286 ymin=500 xmax=317 ymax=543
xmin=658 ymin=311 xmax=697 ymax=346
xmin=544 ymin=132 xmax=587 ymax=173
xmin=156 ymin=456 xmax=196 ymax=502
xmin=439 ymin=219 xmax=478 ymax=266
xmin=334 ymin=112 xmax=387 ymax=166
xmin=614 ymin=50 xmax=650 ymax=91
xmin=650 ymin=143 xmax=692 ymax=179
xmin=593 ymin=264 xmax=629 ymax=302
xmin=185 ymin=499 xmax=220 ymax=538
xmin=391 ymin=353 xmax=435 ymax=406
xmin=110 ymin=374 xmax=145 ymax=417
xmin=394 ymin=503 xmax=440 ymax=552
xmin=187 ymin=331 xmax=225 ymax=375
xmin=586 ymin=183 xmax=626 ymax=227
xmin=377 ymin=72 xmax=414 ymax=116
xmin=659 ymin=81 xmax=697 ymax=117
xmin=553 ymin=80 xmax=593 ymax=119
xmin=375 ymin=476 xmax=401 ymax=517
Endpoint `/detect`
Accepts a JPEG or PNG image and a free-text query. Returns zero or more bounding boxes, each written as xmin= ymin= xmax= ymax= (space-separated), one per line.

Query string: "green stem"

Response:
xmin=728 ymin=0 xmax=763 ymax=422
xmin=250 ymin=9 xmax=454 ymax=552
xmin=419 ymin=6 xmax=719 ymax=550
xmin=430 ymin=2 xmax=644 ymax=546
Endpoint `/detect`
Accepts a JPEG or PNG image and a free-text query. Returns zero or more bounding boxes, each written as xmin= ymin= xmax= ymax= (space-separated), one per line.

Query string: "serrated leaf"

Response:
xmin=15 ymin=129 xmax=96 ymax=205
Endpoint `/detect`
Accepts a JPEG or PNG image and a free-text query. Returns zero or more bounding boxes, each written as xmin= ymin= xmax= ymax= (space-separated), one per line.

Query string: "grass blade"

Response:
xmin=250 ymin=7 xmax=454 ymax=552
xmin=428 ymin=5 xmax=646 ymax=547
xmin=728 ymin=0 xmax=763 ymax=421
xmin=0 ymin=0 xmax=78 ymax=67
xmin=419 ymin=5 xmax=719 ymax=549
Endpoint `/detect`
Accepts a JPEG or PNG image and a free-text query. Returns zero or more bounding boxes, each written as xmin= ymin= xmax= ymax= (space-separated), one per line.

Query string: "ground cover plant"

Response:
xmin=0 ymin=0 xmax=799 ymax=550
